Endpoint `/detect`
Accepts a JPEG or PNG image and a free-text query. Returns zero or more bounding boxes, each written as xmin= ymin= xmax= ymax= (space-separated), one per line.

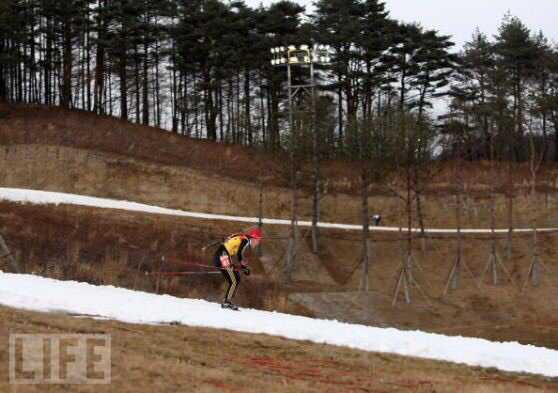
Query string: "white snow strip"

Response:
xmin=0 ymin=272 xmax=556 ymax=378
xmin=1 ymin=187 xmax=556 ymax=234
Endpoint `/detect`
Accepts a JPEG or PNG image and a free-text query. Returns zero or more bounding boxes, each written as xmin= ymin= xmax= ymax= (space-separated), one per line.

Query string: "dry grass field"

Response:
xmin=1 ymin=306 xmax=557 ymax=393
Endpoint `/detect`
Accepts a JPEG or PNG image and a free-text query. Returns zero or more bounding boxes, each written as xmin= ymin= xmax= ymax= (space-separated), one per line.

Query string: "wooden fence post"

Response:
xmin=156 ymin=256 xmax=166 ymax=294
xmin=0 ymin=233 xmax=20 ymax=273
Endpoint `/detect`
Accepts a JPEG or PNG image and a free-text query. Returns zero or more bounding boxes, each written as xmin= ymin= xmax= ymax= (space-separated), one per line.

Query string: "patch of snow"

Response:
xmin=1 ymin=188 xmax=556 ymax=234
xmin=0 ymin=272 xmax=557 ymax=378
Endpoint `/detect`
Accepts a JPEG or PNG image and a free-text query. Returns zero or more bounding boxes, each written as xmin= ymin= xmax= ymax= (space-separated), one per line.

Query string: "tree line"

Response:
xmin=0 ymin=0 xmax=557 ymax=161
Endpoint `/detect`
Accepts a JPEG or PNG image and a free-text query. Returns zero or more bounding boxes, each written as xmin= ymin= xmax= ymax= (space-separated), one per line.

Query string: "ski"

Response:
xmin=221 ymin=302 xmax=240 ymax=311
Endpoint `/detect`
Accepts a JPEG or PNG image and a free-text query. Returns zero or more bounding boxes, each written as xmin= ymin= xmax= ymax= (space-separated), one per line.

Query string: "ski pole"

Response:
xmin=146 ymin=271 xmax=223 ymax=276
xmin=201 ymin=240 xmax=222 ymax=252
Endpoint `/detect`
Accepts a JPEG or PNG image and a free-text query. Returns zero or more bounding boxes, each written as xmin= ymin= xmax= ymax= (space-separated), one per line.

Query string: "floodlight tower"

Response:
xmin=270 ymin=44 xmax=331 ymax=277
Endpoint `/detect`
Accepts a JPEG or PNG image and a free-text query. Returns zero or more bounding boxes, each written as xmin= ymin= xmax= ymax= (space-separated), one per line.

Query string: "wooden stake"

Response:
xmin=0 ymin=232 xmax=20 ymax=273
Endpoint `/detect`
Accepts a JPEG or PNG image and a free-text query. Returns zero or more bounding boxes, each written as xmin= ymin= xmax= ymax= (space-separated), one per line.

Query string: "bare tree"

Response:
xmin=523 ymin=118 xmax=546 ymax=288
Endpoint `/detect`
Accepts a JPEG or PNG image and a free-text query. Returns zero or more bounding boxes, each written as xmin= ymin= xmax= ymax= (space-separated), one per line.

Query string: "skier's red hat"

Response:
xmin=246 ymin=227 xmax=263 ymax=240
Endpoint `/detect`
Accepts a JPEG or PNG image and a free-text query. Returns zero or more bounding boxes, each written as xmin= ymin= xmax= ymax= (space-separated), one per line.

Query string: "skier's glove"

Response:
xmin=242 ymin=266 xmax=251 ymax=276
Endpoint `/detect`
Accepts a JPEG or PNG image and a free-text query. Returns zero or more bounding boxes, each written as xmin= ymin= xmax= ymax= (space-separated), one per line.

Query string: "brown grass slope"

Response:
xmin=4 ymin=102 xmax=558 ymax=196
xmin=0 ymin=102 xmax=280 ymax=186
xmin=1 ymin=306 xmax=556 ymax=393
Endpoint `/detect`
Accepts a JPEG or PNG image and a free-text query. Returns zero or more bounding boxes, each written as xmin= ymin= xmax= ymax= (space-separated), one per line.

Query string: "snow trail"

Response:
xmin=1 ymin=187 xmax=556 ymax=234
xmin=0 ymin=272 xmax=557 ymax=378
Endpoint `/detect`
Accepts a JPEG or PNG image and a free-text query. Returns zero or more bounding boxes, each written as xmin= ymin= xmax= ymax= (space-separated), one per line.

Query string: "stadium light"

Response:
xmin=269 ymin=43 xmax=333 ymax=269
xmin=270 ymin=44 xmax=332 ymax=67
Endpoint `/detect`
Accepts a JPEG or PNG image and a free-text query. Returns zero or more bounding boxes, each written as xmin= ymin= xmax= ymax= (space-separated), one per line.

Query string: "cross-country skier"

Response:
xmin=213 ymin=227 xmax=262 ymax=310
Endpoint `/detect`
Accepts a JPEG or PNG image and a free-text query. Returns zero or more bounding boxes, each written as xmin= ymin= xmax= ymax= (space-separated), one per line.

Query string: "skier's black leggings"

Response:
xmin=213 ymin=249 xmax=241 ymax=302
xmin=222 ymin=267 xmax=240 ymax=303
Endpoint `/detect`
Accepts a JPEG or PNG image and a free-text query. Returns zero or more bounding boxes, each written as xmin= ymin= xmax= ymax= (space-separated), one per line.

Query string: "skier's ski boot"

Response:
xmin=221 ymin=301 xmax=239 ymax=311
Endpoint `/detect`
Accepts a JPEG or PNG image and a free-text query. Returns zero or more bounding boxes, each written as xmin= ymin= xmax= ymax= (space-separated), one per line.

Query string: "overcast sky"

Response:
xmin=246 ymin=0 xmax=558 ymax=50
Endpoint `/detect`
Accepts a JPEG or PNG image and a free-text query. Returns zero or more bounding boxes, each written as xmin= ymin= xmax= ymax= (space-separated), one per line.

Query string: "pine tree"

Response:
xmin=313 ymin=0 xmax=365 ymax=151
xmin=175 ymin=0 xmax=233 ymax=140
xmin=313 ymin=0 xmax=395 ymax=155
xmin=531 ymin=32 xmax=554 ymax=160
xmin=546 ymin=46 xmax=558 ymax=160
xmin=256 ymin=0 xmax=305 ymax=149
xmin=451 ymin=30 xmax=496 ymax=158
xmin=104 ymin=0 xmax=144 ymax=120
xmin=408 ymin=29 xmax=457 ymax=120
xmin=494 ymin=13 xmax=539 ymax=159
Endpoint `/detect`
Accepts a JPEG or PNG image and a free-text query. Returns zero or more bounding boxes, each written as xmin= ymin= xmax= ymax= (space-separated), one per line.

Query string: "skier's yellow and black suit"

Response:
xmin=213 ymin=234 xmax=250 ymax=303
